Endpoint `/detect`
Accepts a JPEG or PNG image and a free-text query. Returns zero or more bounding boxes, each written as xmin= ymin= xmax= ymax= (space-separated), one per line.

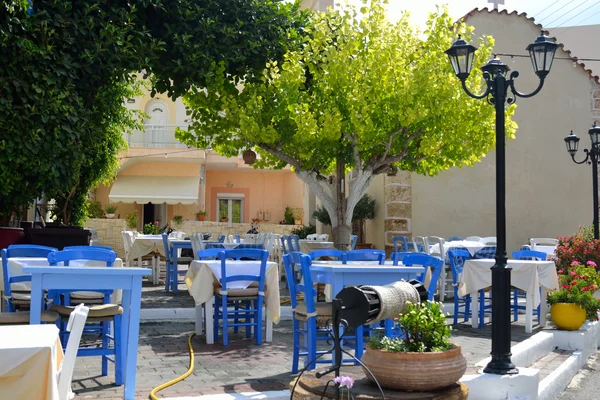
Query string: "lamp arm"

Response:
xmin=570 ymin=149 xmax=590 ymax=165
xmin=508 ymin=71 xmax=545 ymax=98
xmin=460 ymin=79 xmax=490 ymax=99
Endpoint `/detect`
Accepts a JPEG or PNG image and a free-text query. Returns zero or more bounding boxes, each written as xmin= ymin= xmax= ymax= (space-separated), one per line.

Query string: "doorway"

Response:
xmin=142 ymin=203 xmax=167 ymax=229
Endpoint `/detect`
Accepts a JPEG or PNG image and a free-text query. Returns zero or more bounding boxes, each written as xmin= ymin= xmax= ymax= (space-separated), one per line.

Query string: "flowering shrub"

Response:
xmin=142 ymin=221 xmax=160 ymax=235
xmin=547 ymin=261 xmax=600 ymax=321
xmin=555 ymin=233 xmax=600 ymax=272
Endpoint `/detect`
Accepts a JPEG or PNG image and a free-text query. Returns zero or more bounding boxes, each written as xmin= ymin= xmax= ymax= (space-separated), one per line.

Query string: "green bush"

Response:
xmin=284 ymin=206 xmax=295 ymax=225
xmin=126 ymin=212 xmax=138 ymax=230
xmin=290 ymin=225 xmax=316 ymax=239
xmin=313 ymin=195 xmax=376 ymax=226
xmin=87 ymin=200 xmax=104 ymax=219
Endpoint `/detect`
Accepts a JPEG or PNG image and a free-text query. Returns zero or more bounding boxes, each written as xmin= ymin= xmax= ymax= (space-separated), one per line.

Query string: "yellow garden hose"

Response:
xmin=149 ymin=332 xmax=196 ymax=400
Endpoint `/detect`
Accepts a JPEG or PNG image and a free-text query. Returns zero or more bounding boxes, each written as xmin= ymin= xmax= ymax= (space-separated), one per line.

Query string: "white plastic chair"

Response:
xmin=306 ymin=234 xmax=318 ymax=241
xmin=465 ymin=236 xmax=482 ymax=242
xmin=316 ymin=234 xmax=329 ymax=241
xmin=428 ymin=236 xmax=448 ymax=301
xmin=121 ymin=231 xmax=134 ymax=268
xmin=530 ymin=238 xmax=558 ymax=255
xmin=57 ymin=304 xmax=89 ymax=400
xmin=479 ymin=236 xmax=497 ymax=245
xmin=413 ymin=236 xmax=430 ymax=254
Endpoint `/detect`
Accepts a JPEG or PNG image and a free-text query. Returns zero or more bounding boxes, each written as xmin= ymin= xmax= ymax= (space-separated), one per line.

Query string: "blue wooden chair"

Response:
xmin=511 ymin=250 xmax=546 ymax=322
xmin=46 ymin=249 xmax=124 ymax=385
xmin=402 ymin=253 xmax=445 ymax=301
xmin=448 ymin=249 xmax=472 ymax=324
xmin=234 ymin=234 xmax=241 ymax=243
xmin=1 ymin=245 xmax=57 ymax=311
xmin=279 ymin=235 xmax=290 ymax=254
xmin=392 ymin=236 xmax=410 ymax=252
xmin=344 ymin=249 xmax=386 ymax=264
xmin=213 ymin=249 xmax=269 ymax=346
xmin=289 ymin=235 xmax=300 ymax=252
xmin=308 ymin=249 xmax=345 ymax=261
xmin=390 ymin=251 xmax=429 ymax=265
xmin=473 ymin=246 xmax=497 ymax=259
xmin=63 ymin=245 xmax=113 ymax=251
xmin=217 ymin=234 xmax=226 ymax=243
xmin=350 ymin=235 xmax=358 ymax=251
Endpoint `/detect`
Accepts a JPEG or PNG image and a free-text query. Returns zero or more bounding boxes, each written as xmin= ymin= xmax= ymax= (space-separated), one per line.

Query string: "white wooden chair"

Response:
xmin=57 ymin=304 xmax=89 ymax=400
xmin=480 ymin=236 xmax=497 ymax=245
xmin=316 ymin=234 xmax=329 ymax=241
xmin=465 ymin=236 xmax=482 ymax=242
xmin=530 ymin=238 xmax=559 ymax=255
xmin=413 ymin=236 xmax=430 ymax=254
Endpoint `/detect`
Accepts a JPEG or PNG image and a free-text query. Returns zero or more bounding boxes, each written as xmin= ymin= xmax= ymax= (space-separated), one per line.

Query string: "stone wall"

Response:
xmin=383 ymin=171 xmax=412 ymax=253
xmin=85 ymin=218 xmax=300 ymax=259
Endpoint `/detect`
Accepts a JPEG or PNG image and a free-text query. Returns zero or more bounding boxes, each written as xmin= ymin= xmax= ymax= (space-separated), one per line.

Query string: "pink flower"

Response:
xmin=570 ymin=271 xmax=577 ymax=276
xmin=558 ymin=270 xmax=564 ymax=274
xmin=333 ymin=376 xmax=354 ymax=388
xmin=587 ymin=261 xmax=597 ymax=267
xmin=572 ymin=261 xmax=581 ymax=265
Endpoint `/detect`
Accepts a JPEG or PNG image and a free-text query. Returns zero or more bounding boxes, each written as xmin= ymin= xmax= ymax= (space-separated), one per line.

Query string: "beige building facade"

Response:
xmin=365 ymin=8 xmax=600 ymax=253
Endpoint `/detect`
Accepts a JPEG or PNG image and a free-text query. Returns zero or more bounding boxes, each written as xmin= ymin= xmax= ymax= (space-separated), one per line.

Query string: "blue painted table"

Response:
xmin=310 ymin=263 xmax=426 ymax=360
xmin=24 ymin=266 xmax=151 ymax=400
xmin=167 ymin=240 xmax=192 ymax=293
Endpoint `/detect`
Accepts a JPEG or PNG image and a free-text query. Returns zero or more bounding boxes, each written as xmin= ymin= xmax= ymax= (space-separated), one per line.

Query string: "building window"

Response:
xmin=216 ymin=194 xmax=244 ymax=223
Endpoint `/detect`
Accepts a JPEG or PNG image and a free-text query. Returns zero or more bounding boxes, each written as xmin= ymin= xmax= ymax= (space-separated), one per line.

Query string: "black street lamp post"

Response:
xmin=445 ymin=32 xmax=557 ymax=375
xmin=564 ymin=124 xmax=600 ymax=240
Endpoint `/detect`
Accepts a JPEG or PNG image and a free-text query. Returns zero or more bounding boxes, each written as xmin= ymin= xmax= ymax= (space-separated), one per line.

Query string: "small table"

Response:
xmin=0 ymin=325 xmax=64 ymax=400
xmin=185 ymin=260 xmax=279 ymax=344
xmin=459 ymin=259 xmax=559 ymax=333
xmin=429 ymin=240 xmax=487 ymax=256
xmin=129 ymin=235 xmax=165 ymax=260
xmin=24 ymin=266 xmax=151 ymax=400
xmin=299 ymin=240 xmax=335 ymax=253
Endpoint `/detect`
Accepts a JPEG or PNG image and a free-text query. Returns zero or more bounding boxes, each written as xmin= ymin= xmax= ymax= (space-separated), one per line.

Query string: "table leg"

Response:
xmin=29 ymin=275 xmax=43 ymax=324
xmin=540 ymin=287 xmax=548 ymax=328
xmin=471 ymin=292 xmax=479 ymax=328
xmin=205 ymin=297 xmax=215 ymax=344
xmin=195 ymin=304 xmax=204 ymax=336
xmin=123 ymin=278 xmax=143 ymax=400
xmin=266 ymin=311 xmax=273 ymax=342
xmin=525 ymin=291 xmax=533 ymax=334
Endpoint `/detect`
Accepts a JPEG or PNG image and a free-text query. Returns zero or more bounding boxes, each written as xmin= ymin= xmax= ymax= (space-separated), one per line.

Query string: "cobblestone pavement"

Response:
xmin=71 ymin=317 xmax=540 ymax=400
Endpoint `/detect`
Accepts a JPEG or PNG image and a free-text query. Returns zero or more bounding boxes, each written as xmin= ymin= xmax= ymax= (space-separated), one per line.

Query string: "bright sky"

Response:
xmin=346 ymin=0 xmax=600 ymax=27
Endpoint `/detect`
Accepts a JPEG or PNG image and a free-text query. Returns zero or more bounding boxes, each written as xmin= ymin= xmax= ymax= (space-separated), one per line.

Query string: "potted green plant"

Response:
xmin=126 ymin=212 xmax=138 ymax=230
xmin=173 ymin=215 xmax=183 ymax=225
xmin=142 ymin=221 xmax=160 ymax=235
xmin=284 ymin=206 xmax=295 ymax=225
xmin=195 ymin=210 xmax=208 ymax=221
xmin=362 ymin=301 xmax=467 ymax=391
xmin=104 ymin=204 xmax=118 ymax=219
xmin=547 ymin=261 xmax=600 ymax=330
xmin=87 ymin=200 xmax=105 ymax=219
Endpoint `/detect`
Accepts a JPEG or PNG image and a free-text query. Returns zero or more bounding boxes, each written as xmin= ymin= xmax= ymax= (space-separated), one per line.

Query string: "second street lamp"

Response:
xmin=564 ymin=123 xmax=600 ymax=240
xmin=446 ymin=31 xmax=558 ymax=375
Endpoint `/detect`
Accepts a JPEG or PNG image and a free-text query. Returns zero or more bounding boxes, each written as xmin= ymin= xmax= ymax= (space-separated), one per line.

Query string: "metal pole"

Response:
xmin=593 ymin=148 xmax=599 ymax=240
xmin=483 ymin=74 xmax=518 ymax=375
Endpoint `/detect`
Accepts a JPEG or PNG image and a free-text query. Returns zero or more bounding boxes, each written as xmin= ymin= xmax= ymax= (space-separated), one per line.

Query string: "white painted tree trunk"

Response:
xmin=296 ymin=163 xmax=374 ymax=249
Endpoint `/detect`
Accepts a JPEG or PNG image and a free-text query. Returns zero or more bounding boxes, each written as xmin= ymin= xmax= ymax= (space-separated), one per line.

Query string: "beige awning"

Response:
xmin=109 ymin=176 xmax=200 ymax=205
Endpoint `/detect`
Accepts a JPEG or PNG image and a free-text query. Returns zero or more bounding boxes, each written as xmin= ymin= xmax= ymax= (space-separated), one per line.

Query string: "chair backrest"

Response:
xmin=473 ymin=246 xmax=497 ymax=259
xmin=479 ymin=237 xmax=497 ymax=245
xmin=392 ymin=236 xmax=409 ymax=253
xmin=218 ymin=249 xmax=268 ymax=292
xmin=344 ymin=249 xmax=386 ymax=264
xmin=350 ymin=235 xmax=358 ymax=251
xmin=289 ymin=235 xmax=300 ymax=252
xmin=282 ymin=252 xmax=316 ymax=312
xmin=512 ymin=250 xmax=547 ymax=261
xmin=121 ymin=231 xmax=133 ymax=255
xmin=402 ymin=253 xmax=444 ymax=301
xmin=161 ymin=233 xmax=172 ymax=264
xmin=47 ymin=249 xmax=117 ymax=266
xmin=2 ymin=245 xmax=58 ymax=299
xmin=447 ymin=249 xmax=471 ymax=285
xmin=306 ymin=234 xmax=318 ymax=241
xmin=63 ymin=245 xmax=113 ymax=251
xmin=529 ymin=238 xmax=558 ymax=254
xmin=309 ymin=249 xmax=345 ymax=261
xmin=413 ymin=236 xmax=430 ymax=254
xmin=390 ymin=251 xmax=413 ymax=265
xmin=280 ymin=235 xmax=289 ymax=254
xmin=57 ymin=303 xmax=89 ymax=400
xmin=316 ymin=234 xmax=329 ymax=241
xmin=465 ymin=236 xmax=482 ymax=242
xmin=197 ymin=248 xmax=225 ymax=260
xmin=217 ymin=234 xmax=226 ymax=243
xmin=427 ymin=236 xmax=446 ymax=259
xmin=448 ymin=236 xmax=462 ymax=241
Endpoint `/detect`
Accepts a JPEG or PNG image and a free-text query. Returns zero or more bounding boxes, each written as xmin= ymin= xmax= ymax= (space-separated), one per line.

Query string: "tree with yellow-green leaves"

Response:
xmin=178 ymin=0 xmax=517 ymax=248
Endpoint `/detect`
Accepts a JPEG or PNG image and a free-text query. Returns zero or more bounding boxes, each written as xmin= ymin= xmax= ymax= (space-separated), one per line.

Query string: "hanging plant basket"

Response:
xmin=243 ymin=150 xmax=257 ymax=165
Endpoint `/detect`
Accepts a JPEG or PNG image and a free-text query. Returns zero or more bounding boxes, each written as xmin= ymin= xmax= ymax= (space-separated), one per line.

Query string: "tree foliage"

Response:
xmin=0 ymin=0 xmax=306 ymax=225
xmin=179 ymin=0 xmax=517 ymax=246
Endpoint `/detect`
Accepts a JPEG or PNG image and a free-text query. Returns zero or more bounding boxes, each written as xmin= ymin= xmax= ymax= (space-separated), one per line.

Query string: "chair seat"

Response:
xmin=294 ymin=302 xmax=332 ymax=325
xmin=214 ymin=287 xmax=265 ymax=297
xmin=0 ymin=311 xmax=59 ymax=324
xmin=70 ymin=291 xmax=105 ymax=300
xmin=50 ymin=304 xmax=123 ymax=320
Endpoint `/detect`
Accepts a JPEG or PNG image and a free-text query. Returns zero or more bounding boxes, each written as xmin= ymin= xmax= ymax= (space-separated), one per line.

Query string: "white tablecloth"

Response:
xmin=129 ymin=235 xmax=165 ymax=260
xmin=0 ymin=325 xmax=64 ymax=400
xmin=299 ymin=240 xmax=334 ymax=253
xmin=429 ymin=240 xmax=487 ymax=256
xmin=459 ymin=259 xmax=559 ymax=307
xmin=185 ymin=260 xmax=280 ymax=324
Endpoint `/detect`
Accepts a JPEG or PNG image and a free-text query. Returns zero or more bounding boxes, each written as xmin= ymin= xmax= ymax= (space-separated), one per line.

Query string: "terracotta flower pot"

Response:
xmin=361 ymin=344 xmax=467 ymax=391
xmin=196 ymin=214 xmax=206 ymax=221
xmin=550 ymin=303 xmax=586 ymax=331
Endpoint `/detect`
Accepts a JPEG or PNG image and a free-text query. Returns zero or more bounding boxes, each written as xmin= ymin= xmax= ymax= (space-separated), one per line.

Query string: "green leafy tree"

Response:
xmin=0 ymin=0 xmax=306 ymax=225
xmin=179 ymin=1 xmax=516 ymax=247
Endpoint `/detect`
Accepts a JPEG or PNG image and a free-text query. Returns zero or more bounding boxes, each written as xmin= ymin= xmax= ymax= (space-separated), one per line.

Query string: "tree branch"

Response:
xmin=257 ymin=142 xmax=302 ymax=170
xmin=344 ymin=131 xmax=362 ymax=170
xmin=371 ymin=128 xmax=426 ymax=171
